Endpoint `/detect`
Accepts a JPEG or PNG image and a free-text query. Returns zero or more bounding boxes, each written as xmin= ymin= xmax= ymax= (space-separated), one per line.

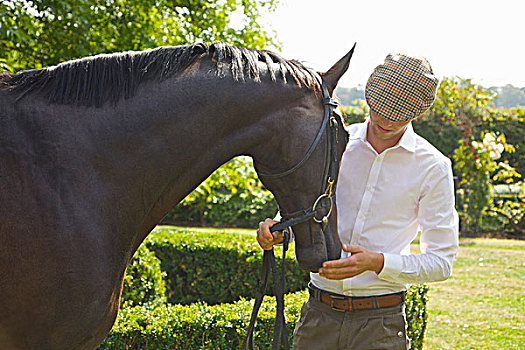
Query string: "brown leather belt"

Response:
xmin=308 ymin=283 xmax=405 ymax=312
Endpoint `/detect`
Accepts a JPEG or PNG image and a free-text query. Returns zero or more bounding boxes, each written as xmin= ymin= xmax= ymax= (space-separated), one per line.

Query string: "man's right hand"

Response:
xmin=256 ymin=218 xmax=284 ymax=250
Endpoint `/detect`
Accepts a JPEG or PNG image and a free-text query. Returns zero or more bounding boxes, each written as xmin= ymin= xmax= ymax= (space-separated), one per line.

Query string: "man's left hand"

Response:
xmin=318 ymin=244 xmax=384 ymax=280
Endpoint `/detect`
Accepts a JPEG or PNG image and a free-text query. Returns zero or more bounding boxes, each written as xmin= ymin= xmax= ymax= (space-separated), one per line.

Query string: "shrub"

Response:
xmin=405 ymin=284 xmax=429 ymax=350
xmin=100 ymin=286 xmax=428 ymax=350
xmin=121 ymin=244 xmax=167 ymax=307
xmin=162 ymin=156 xmax=277 ymax=228
xmin=117 ymin=228 xmax=430 ymax=349
xmin=488 ymin=183 xmax=525 ymax=237
xmin=453 ymin=131 xmax=521 ymax=233
xmin=144 ymin=227 xmax=309 ymax=305
xmin=340 ymin=102 xmax=367 ymax=125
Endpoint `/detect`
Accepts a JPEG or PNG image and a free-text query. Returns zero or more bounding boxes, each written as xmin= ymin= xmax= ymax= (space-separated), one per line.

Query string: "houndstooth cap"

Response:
xmin=365 ymin=53 xmax=439 ymax=122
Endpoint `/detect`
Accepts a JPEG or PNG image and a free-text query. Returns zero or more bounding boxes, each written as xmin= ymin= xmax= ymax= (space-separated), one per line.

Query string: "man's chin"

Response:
xmin=373 ymin=127 xmax=393 ymax=140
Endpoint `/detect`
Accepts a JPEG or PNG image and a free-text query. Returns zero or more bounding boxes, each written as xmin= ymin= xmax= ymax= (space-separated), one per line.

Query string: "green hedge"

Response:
xmin=121 ymin=243 xmax=167 ymax=307
xmin=405 ymin=284 xmax=429 ymax=349
xmin=113 ymin=227 xmax=429 ymax=349
xmin=101 ymin=286 xmax=428 ymax=350
xmin=161 ymin=156 xmax=278 ymax=228
xmin=142 ymin=227 xmax=309 ymax=305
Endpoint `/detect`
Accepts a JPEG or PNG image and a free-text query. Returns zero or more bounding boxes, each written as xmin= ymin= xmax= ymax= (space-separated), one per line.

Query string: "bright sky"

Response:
xmin=260 ymin=0 xmax=524 ymax=88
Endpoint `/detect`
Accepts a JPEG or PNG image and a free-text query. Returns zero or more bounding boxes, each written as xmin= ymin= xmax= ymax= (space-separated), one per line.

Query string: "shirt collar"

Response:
xmin=398 ymin=123 xmax=417 ymax=152
xmin=349 ymin=118 xmax=417 ymax=153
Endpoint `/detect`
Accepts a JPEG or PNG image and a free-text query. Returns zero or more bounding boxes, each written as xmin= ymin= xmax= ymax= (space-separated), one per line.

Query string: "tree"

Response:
xmin=490 ymin=84 xmax=525 ymax=108
xmin=334 ymin=86 xmax=364 ymax=106
xmin=0 ymin=0 xmax=280 ymax=72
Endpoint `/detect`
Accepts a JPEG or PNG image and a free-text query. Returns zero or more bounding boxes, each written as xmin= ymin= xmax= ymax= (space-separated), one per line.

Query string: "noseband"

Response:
xmin=242 ymin=75 xmax=342 ymax=350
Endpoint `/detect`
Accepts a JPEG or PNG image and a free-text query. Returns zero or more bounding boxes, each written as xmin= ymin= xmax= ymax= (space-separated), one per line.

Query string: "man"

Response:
xmin=257 ymin=53 xmax=459 ymax=349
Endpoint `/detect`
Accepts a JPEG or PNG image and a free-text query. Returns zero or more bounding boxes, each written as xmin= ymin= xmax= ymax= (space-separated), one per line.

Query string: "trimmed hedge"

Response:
xmin=121 ymin=243 xmax=167 ymax=307
xmin=143 ymin=227 xmax=309 ymax=305
xmin=161 ymin=156 xmax=278 ymax=228
xmin=112 ymin=227 xmax=429 ymax=349
xmin=405 ymin=284 xmax=429 ymax=349
xmin=101 ymin=287 xmax=428 ymax=349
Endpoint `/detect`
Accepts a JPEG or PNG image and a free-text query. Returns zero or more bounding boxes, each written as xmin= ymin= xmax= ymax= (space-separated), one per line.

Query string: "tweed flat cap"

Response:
xmin=365 ymin=53 xmax=439 ymax=122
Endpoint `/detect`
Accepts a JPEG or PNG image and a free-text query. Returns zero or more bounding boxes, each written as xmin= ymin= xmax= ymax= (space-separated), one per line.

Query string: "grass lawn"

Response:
xmin=419 ymin=238 xmax=525 ymax=349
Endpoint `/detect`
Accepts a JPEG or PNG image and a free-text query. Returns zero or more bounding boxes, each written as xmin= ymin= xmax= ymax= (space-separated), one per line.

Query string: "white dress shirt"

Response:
xmin=310 ymin=120 xmax=459 ymax=296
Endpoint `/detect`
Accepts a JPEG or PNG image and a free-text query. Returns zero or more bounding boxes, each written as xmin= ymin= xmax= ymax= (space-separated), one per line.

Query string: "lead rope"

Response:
xmin=271 ymin=229 xmax=290 ymax=350
xmin=241 ymin=230 xmax=290 ymax=350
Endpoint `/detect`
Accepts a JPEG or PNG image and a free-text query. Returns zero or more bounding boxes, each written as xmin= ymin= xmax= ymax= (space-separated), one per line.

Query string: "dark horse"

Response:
xmin=0 ymin=42 xmax=354 ymax=349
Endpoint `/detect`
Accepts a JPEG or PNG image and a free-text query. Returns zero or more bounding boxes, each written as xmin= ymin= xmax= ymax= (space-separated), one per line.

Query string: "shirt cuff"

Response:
xmin=377 ymin=253 xmax=403 ymax=281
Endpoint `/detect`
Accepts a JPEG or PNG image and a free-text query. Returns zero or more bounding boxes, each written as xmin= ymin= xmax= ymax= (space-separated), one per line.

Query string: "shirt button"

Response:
xmin=397 ymin=331 xmax=404 ymax=337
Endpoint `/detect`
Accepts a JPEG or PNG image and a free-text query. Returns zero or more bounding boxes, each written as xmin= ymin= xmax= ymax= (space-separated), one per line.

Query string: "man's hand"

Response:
xmin=256 ymin=218 xmax=284 ymax=250
xmin=318 ymin=244 xmax=384 ymax=280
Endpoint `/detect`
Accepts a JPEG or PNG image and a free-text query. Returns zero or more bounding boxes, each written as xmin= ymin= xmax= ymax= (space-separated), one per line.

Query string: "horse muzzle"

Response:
xmin=294 ymin=219 xmax=342 ymax=272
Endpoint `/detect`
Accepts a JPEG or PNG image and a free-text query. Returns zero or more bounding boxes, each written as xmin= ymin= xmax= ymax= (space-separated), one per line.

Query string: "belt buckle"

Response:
xmin=329 ymin=294 xmax=348 ymax=312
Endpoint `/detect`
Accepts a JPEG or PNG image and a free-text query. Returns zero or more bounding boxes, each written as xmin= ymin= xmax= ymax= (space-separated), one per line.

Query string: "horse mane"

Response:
xmin=0 ymin=43 xmax=319 ymax=107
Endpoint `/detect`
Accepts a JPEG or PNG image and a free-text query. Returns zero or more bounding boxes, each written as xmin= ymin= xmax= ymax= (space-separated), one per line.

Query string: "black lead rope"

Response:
xmin=270 ymin=228 xmax=290 ymax=350
xmin=241 ymin=229 xmax=290 ymax=350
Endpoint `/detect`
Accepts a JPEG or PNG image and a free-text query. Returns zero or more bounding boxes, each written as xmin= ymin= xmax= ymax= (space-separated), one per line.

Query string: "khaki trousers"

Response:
xmin=292 ymin=296 xmax=409 ymax=350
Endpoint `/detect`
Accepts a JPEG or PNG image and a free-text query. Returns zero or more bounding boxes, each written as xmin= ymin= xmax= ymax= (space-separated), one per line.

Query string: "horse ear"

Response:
xmin=321 ymin=43 xmax=356 ymax=95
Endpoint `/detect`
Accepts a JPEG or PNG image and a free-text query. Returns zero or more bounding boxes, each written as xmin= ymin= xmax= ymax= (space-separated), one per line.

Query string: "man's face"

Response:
xmin=369 ymin=110 xmax=411 ymax=141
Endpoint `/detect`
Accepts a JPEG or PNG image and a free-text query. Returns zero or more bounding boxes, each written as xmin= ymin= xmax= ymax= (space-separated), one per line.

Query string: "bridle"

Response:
xmin=242 ymin=74 xmax=343 ymax=350
xmin=259 ymin=72 xmax=341 ymax=231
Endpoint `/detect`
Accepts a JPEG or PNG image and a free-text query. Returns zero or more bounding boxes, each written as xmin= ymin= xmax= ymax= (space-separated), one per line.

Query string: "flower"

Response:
xmin=482 ymin=132 xmax=495 ymax=146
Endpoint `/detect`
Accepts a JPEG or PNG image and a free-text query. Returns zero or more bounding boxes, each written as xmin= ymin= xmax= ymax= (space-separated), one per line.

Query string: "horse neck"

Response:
xmin=88 ymin=75 xmax=304 ymax=240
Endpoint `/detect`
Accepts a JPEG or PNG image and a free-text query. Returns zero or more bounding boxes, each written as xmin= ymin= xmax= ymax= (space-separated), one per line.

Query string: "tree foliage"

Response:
xmin=334 ymin=86 xmax=365 ymax=106
xmin=416 ymin=78 xmax=523 ymax=234
xmin=163 ymin=156 xmax=277 ymax=227
xmin=490 ymin=84 xmax=525 ymax=108
xmin=0 ymin=0 xmax=280 ymax=72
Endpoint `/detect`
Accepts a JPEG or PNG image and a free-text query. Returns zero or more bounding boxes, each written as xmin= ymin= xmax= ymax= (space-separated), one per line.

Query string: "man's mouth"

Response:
xmin=377 ymin=125 xmax=391 ymax=133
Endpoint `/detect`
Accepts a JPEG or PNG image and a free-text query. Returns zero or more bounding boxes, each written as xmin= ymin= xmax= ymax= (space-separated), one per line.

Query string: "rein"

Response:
xmin=242 ymin=75 xmax=340 ymax=350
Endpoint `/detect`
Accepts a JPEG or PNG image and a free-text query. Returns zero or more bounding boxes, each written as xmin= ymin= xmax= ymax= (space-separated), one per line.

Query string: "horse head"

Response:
xmin=254 ymin=46 xmax=355 ymax=272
